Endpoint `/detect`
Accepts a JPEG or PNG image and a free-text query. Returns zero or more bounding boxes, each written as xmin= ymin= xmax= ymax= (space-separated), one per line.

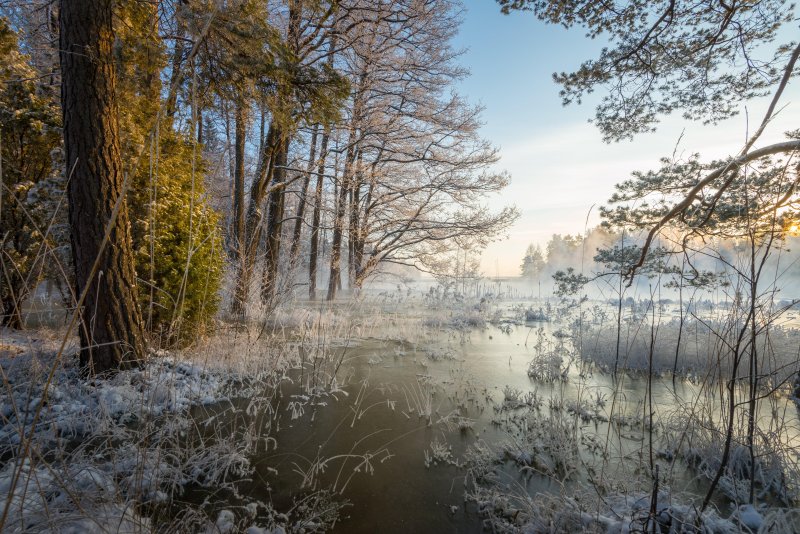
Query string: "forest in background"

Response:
xmin=1 ymin=0 xmax=516 ymax=371
xmin=1 ymin=1 xmax=800 ymax=532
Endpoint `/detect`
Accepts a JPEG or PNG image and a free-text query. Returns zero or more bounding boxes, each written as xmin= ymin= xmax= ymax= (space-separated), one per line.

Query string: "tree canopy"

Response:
xmin=498 ymin=0 xmax=797 ymax=142
xmin=499 ymin=0 xmax=800 ymax=279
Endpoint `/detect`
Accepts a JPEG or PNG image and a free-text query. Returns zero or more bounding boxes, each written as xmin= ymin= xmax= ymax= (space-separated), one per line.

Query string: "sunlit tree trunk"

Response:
xmin=60 ymin=0 xmax=146 ymax=373
xmin=231 ymin=98 xmax=249 ymax=316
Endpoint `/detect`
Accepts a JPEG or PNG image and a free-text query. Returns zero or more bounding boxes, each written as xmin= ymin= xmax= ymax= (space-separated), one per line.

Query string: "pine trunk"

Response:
xmin=261 ymin=136 xmax=289 ymax=304
xmin=60 ymin=0 xmax=146 ymax=373
xmin=231 ymin=98 xmax=248 ymax=316
xmin=260 ymin=1 xmax=301 ymax=305
xmin=234 ymin=121 xmax=280 ymax=315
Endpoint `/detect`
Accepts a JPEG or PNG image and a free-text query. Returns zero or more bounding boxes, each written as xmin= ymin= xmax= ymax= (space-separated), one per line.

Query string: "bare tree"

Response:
xmin=326 ymin=0 xmax=517 ymax=298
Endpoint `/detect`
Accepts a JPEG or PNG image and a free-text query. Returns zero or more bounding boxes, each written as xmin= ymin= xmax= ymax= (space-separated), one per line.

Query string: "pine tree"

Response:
xmin=520 ymin=244 xmax=545 ymax=279
xmin=60 ymin=0 xmax=146 ymax=372
xmin=0 ymin=18 xmax=62 ymax=328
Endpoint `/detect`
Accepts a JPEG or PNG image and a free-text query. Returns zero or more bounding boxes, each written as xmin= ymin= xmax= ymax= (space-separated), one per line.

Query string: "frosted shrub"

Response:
xmin=579 ymin=313 xmax=800 ymax=383
xmin=659 ymin=410 xmax=800 ymax=506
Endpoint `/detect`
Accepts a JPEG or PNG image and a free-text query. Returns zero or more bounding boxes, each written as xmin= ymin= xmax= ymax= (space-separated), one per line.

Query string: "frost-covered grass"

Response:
xmin=0 ymin=317 xmax=363 ymax=533
xmin=0 ymin=345 xmax=242 ymax=532
xmin=421 ymin=309 xmax=488 ymax=331
xmin=4 ymin=292 xmax=799 ymax=533
xmin=465 ymin=399 xmax=800 ymax=533
xmin=467 ymin=481 xmax=800 ymax=534
xmin=1 ymin=299 xmax=460 ymax=532
xmin=576 ymin=307 xmax=800 ymax=386
xmin=656 ymin=405 xmax=800 ymax=507
xmin=526 ymin=328 xmax=572 ymax=384
xmin=447 ymin=297 xmax=800 ymax=533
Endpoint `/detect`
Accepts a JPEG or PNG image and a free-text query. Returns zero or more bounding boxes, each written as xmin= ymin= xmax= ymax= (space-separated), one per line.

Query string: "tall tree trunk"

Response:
xmin=328 ymin=73 xmax=367 ymax=301
xmin=224 ymin=105 xmax=235 ymax=242
xmin=60 ymin=0 xmax=146 ymax=373
xmin=352 ymin=164 xmax=378 ymax=290
xmin=231 ymin=98 xmax=248 ymax=316
xmin=347 ymin=187 xmax=354 ymax=285
xmin=233 ymin=121 xmax=280 ymax=315
xmin=259 ymin=105 xmax=267 ymax=156
xmin=290 ymin=125 xmax=319 ymax=268
xmin=261 ymin=136 xmax=290 ymax=304
xmin=196 ymin=105 xmax=203 ymax=145
xmin=308 ymin=127 xmax=330 ymax=299
xmin=327 ymin=133 xmax=357 ymax=301
xmin=259 ymin=0 xmax=302 ymax=304
xmin=348 ymin=151 xmax=363 ymax=287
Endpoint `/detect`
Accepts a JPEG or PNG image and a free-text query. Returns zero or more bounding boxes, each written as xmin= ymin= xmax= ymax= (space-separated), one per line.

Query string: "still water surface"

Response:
xmin=197 ymin=303 xmax=800 ymax=532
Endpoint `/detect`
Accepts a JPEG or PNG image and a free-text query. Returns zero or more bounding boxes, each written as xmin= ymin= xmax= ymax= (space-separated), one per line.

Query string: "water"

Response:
xmin=190 ymin=299 xmax=800 ymax=532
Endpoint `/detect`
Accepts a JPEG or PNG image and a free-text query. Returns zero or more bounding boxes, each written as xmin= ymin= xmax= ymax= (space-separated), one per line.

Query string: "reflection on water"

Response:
xmin=187 ymin=299 xmax=800 ymax=532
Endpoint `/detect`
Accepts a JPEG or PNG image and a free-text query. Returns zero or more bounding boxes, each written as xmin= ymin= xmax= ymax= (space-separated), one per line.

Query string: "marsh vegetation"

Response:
xmin=2 ymin=0 xmax=800 ymax=532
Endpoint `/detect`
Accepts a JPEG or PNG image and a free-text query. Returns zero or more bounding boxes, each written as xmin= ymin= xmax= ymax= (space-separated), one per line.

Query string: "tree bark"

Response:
xmin=232 ymin=121 xmax=280 ymax=316
xmin=352 ymin=162 xmax=378 ymax=290
xmin=231 ymin=98 xmax=248 ymax=316
xmin=328 ymin=72 xmax=367 ymax=301
xmin=260 ymin=135 xmax=290 ymax=304
xmin=259 ymin=0 xmax=302 ymax=305
xmin=60 ymin=0 xmax=146 ymax=373
xmin=290 ymin=125 xmax=319 ymax=268
xmin=348 ymin=151 xmax=363 ymax=287
xmin=327 ymin=132 xmax=356 ymax=301
xmin=308 ymin=127 xmax=329 ymax=299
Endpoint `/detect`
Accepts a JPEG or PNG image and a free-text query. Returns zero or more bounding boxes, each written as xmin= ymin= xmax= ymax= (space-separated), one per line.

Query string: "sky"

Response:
xmin=453 ymin=2 xmax=800 ymax=276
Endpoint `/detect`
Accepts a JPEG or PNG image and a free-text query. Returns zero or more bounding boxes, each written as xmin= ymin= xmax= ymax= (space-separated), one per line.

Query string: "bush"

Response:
xmin=131 ymin=131 xmax=223 ymax=346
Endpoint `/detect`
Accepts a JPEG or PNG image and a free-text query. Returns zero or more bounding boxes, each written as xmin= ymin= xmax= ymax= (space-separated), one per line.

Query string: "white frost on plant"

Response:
xmin=0 ymin=343 xmax=238 ymax=533
xmin=0 ymin=459 xmax=149 ymax=533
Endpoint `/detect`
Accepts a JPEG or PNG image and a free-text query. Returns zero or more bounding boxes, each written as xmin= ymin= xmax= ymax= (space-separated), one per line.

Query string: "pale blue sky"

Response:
xmin=455 ymin=2 xmax=800 ymax=276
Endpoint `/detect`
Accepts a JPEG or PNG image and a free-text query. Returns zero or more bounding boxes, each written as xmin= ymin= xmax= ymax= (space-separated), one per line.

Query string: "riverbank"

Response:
xmin=2 ymin=295 xmax=800 ymax=533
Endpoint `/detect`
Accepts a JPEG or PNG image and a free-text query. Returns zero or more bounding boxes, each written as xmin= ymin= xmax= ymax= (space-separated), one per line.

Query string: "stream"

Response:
xmin=181 ymin=298 xmax=800 ymax=532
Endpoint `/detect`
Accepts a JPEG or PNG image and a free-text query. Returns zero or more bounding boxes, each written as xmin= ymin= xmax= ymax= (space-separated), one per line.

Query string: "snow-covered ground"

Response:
xmin=0 ymin=326 xmax=326 ymax=533
xmin=3 ymin=293 xmax=800 ymax=533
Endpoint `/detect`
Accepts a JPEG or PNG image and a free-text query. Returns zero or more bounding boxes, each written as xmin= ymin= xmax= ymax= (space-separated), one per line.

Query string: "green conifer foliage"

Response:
xmin=0 ymin=18 xmax=63 ymax=328
xmin=114 ymin=2 xmax=224 ymax=346
xmin=130 ymin=131 xmax=223 ymax=346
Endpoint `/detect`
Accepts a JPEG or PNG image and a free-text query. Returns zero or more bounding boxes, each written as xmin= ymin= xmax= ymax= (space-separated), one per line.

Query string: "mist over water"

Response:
xmin=166 ymin=284 xmax=800 ymax=532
